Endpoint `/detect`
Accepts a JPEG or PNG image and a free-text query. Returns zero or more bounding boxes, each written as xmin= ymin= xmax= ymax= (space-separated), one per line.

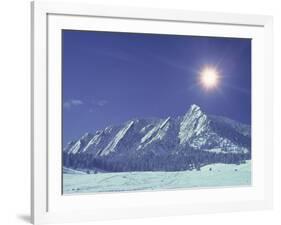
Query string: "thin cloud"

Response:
xmin=91 ymin=99 xmax=109 ymax=107
xmin=97 ymin=100 xmax=108 ymax=107
xmin=88 ymin=99 xmax=108 ymax=113
xmin=63 ymin=99 xmax=83 ymax=109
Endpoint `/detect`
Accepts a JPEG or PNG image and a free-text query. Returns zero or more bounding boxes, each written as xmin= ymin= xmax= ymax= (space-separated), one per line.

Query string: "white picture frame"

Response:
xmin=31 ymin=1 xmax=273 ymax=224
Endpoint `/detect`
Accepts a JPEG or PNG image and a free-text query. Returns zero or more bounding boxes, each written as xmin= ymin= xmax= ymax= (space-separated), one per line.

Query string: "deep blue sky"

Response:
xmin=62 ymin=30 xmax=251 ymax=145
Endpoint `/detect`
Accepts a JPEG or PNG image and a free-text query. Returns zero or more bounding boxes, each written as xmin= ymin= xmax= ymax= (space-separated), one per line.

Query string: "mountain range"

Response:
xmin=63 ymin=104 xmax=251 ymax=172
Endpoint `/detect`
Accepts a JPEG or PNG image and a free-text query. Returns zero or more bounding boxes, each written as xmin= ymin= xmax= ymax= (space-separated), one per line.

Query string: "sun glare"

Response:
xmin=199 ymin=67 xmax=220 ymax=90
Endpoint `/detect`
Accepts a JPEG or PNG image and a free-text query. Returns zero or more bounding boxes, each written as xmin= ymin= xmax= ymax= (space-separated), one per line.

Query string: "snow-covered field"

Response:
xmin=63 ymin=161 xmax=251 ymax=194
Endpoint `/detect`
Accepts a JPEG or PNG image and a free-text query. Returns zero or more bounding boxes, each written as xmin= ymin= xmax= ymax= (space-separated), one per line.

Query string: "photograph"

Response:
xmin=62 ymin=30 xmax=251 ymax=194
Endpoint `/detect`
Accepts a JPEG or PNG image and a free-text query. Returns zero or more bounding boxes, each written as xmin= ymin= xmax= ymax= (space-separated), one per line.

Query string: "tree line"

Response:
xmin=63 ymin=149 xmax=251 ymax=172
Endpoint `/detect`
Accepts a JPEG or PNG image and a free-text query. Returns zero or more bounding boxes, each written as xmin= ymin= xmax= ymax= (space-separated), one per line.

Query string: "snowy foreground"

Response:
xmin=63 ymin=161 xmax=251 ymax=194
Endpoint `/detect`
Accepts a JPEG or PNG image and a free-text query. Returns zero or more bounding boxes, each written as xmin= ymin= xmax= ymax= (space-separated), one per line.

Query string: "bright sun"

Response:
xmin=199 ymin=67 xmax=220 ymax=90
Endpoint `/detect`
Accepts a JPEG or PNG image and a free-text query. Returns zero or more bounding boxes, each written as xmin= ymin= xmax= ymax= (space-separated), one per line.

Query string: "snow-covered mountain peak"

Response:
xmin=81 ymin=132 xmax=93 ymax=140
xmin=63 ymin=104 xmax=251 ymax=172
xmin=189 ymin=104 xmax=201 ymax=112
xmin=178 ymin=104 xmax=209 ymax=145
xmin=186 ymin=104 xmax=204 ymax=118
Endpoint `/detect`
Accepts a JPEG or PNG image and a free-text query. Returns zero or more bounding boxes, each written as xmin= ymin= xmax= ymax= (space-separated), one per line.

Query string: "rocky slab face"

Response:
xmin=63 ymin=104 xmax=251 ymax=172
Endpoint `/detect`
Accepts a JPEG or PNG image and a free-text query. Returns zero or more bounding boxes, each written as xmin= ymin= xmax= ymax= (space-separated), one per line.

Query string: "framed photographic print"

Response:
xmin=31 ymin=1 xmax=273 ymax=224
